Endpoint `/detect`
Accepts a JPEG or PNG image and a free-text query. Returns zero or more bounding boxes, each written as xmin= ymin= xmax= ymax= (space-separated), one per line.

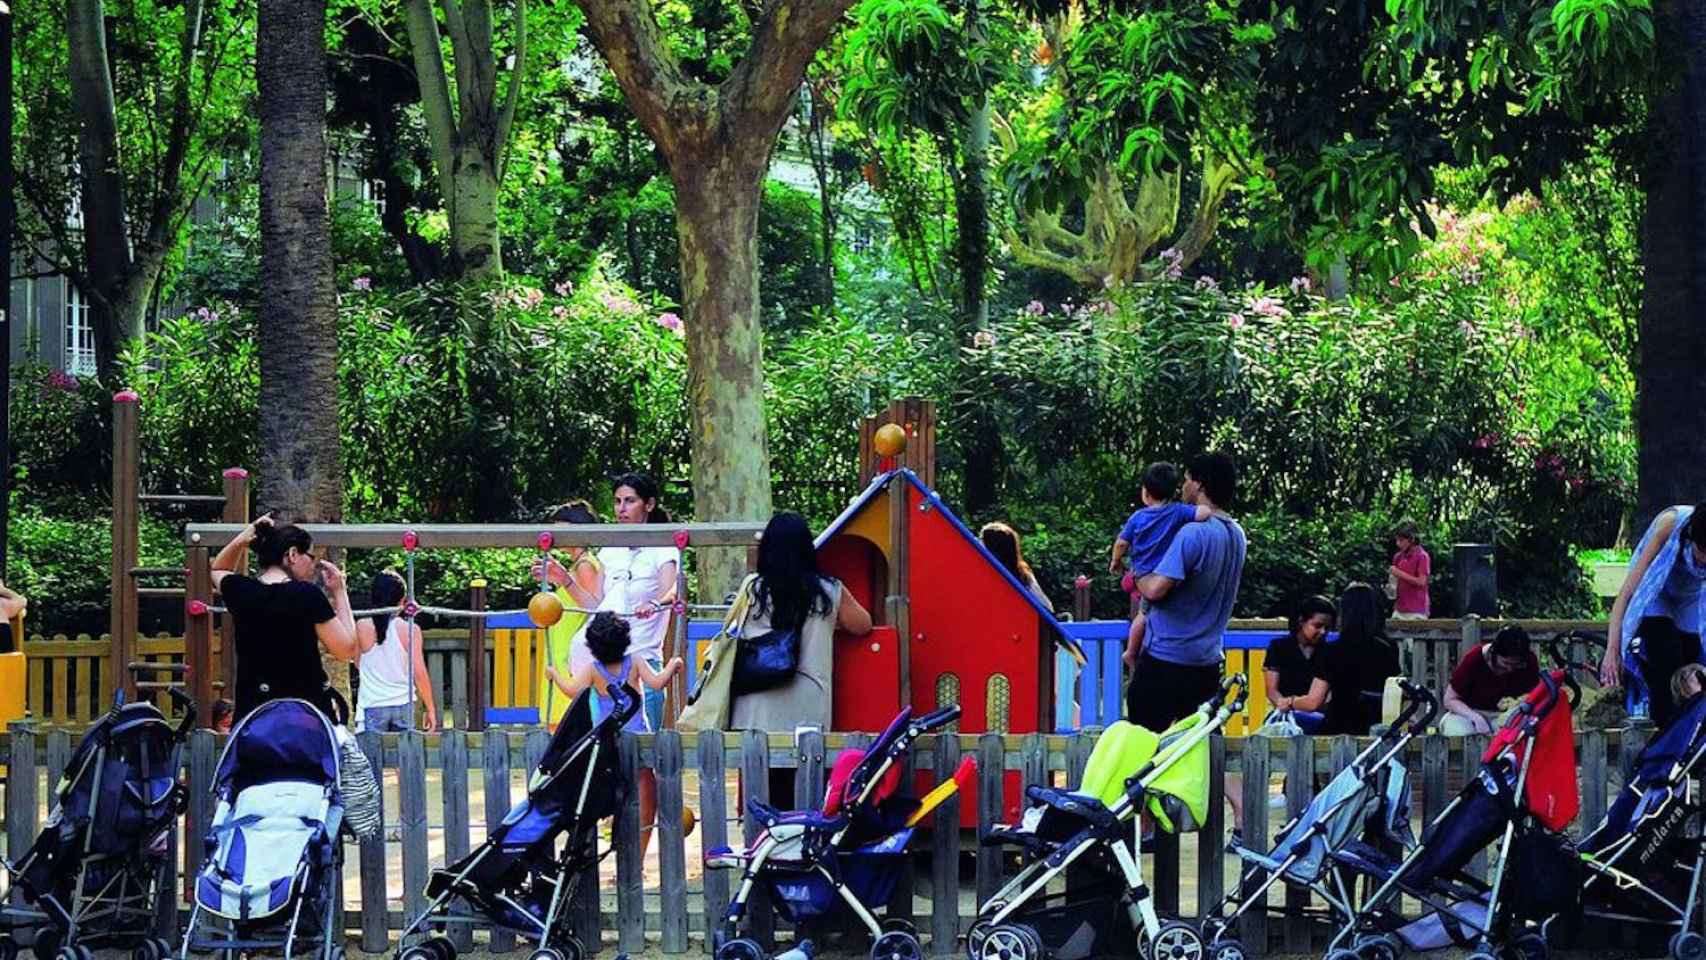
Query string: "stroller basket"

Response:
xmin=767 ymin=834 xmax=911 ymax=922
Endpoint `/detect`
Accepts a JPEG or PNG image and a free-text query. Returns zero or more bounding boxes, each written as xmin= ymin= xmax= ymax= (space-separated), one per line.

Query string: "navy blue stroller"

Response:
xmin=181 ymin=698 xmax=346 ymax=960
xmin=395 ymin=686 xmax=634 ymax=960
xmin=1 ymin=691 xmax=194 ymax=960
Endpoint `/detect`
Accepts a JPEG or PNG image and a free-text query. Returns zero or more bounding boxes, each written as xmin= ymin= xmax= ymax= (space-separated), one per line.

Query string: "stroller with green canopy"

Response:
xmin=968 ymin=674 xmax=1248 ymax=960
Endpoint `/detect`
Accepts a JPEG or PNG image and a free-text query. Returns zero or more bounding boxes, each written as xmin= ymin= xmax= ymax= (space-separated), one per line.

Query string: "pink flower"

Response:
xmin=1227 ymin=313 xmax=1245 ymax=330
xmin=554 ymin=280 xmax=573 ymax=297
xmin=1460 ymin=321 xmax=1475 ymax=336
xmin=352 ymin=277 xmax=372 ymax=291
xmin=1289 ymin=276 xmax=1312 ymax=295
xmin=1195 ymin=275 xmax=1219 ymax=292
xmin=972 ymin=330 xmax=997 ymax=349
xmin=1024 ymin=300 xmax=1046 ymax=316
xmin=1471 ymin=434 xmax=1496 ymax=450
xmin=1158 ymin=247 xmax=1184 ymax=280
xmin=44 ymin=370 xmax=79 ymax=392
xmin=517 ymin=287 xmax=544 ymax=310
xmin=1250 ymin=296 xmax=1289 ymax=318
xmin=599 ymin=291 xmax=641 ymax=316
xmin=656 ymin=311 xmax=684 ymax=333
xmin=551 ymin=305 xmax=568 ymax=320
xmin=1099 ymin=300 xmax=1118 ymax=316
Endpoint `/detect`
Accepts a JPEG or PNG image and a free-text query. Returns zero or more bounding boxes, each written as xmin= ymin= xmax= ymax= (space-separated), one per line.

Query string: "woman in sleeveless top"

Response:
xmin=356 ymin=571 xmax=437 ymax=732
xmin=731 ymin=514 xmax=873 ymax=798
xmin=1602 ymin=502 xmax=1706 ymax=726
xmin=531 ymin=501 xmax=605 ymax=730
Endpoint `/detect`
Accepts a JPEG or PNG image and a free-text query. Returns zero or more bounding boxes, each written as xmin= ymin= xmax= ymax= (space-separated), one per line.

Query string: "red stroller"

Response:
xmin=1325 ymin=670 xmax=1581 ymax=960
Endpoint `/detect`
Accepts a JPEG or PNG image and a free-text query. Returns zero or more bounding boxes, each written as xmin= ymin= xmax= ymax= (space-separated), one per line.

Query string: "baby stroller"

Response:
xmin=181 ymin=698 xmax=347 ymax=960
xmin=1327 ymin=670 xmax=1581 ymax=960
xmin=1199 ymin=681 xmax=1434 ymax=960
xmin=967 ymin=674 xmax=1248 ymax=960
xmin=0 ymin=690 xmax=195 ymax=960
xmin=395 ymin=686 xmax=634 ymax=960
xmin=705 ymin=704 xmax=964 ymax=960
xmin=1546 ymin=634 xmax=1706 ymax=960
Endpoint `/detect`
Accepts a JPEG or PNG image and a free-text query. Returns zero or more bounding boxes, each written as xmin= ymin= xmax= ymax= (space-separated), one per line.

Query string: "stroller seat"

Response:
xmin=196 ymin=781 xmax=329 ymax=920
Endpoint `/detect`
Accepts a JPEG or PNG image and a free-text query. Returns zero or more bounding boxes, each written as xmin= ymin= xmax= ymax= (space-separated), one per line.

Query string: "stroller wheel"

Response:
xmin=871 ymin=929 xmax=923 ymax=960
xmin=400 ymin=945 xmax=439 ymax=960
xmin=1539 ymin=915 xmax=1577 ymax=949
xmin=30 ymin=927 xmax=59 ymax=960
xmin=1327 ymin=950 xmax=1360 ymax=960
xmin=1502 ymin=932 xmax=1547 ymax=960
xmin=1151 ymin=922 xmax=1205 ymax=960
xmin=150 ymin=936 xmax=175 ymax=960
xmin=1353 ymin=933 xmax=1403 ymax=960
xmin=426 ymin=936 xmax=459 ymax=960
xmin=715 ymin=938 xmax=766 ymax=960
xmin=131 ymin=940 xmax=159 ymax=960
xmin=1671 ymin=932 xmax=1706 ymax=960
xmin=1465 ymin=949 xmax=1498 ymax=960
xmin=976 ymin=924 xmax=1042 ymax=960
xmin=1207 ymin=938 xmax=1247 ymax=960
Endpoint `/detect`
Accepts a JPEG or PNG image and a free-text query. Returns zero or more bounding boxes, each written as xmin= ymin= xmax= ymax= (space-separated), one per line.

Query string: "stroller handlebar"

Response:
xmin=1219 ymin=672 xmax=1249 ymax=713
xmin=1395 ymin=679 xmax=1440 ymax=732
xmin=168 ymin=687 xmax=198 ymax=739
xmin=1547 ymin=630 xmax=1607 ymax=676
xmin=913 ymin=705 xmax=962 ymax=733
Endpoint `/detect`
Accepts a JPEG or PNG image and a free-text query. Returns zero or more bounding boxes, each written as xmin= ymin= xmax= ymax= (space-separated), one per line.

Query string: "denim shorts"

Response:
xmin=642 ymin=658 xmax=665 ymax=731
xmin=364 ymin=704 xmax=413 ymax=733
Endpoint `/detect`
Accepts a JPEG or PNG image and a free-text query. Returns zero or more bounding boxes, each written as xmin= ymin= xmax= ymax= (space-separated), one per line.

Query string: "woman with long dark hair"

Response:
xmin=980 ymin=521 xmax=1054 ymax=611
xmin=1327 ymin=582 xmax=1401 ymax=734
xmin=732 ymin=513 xmax=873 ymax=796
xmin=355 ymin=570 xmax=437 ymax=732
xmin=210 ymin=515 xmax=357 ymax=722
xmin=579 ymin=473 xmax=678 ymax=731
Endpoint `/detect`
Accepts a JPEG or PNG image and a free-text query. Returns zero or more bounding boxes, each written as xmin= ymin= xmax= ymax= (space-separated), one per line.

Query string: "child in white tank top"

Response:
xmin=356 ymin=571 xmax=437 ymax=732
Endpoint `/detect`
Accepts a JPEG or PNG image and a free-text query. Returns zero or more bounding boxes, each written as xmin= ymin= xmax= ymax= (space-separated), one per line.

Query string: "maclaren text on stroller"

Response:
xmin=1547 ymin=633 xmax=1706 ymax=960
xmin=395 ymin=686 xmax=634 ymax=960
xmin=1200 ymin=681 xmax=1435 ymax=960
xmin=705 ymin=704 xmax=966 ymax=960
xmin=1 ymin=690 xmax=196 ymax=960
xmin=968 ymin=673 xmax=1249 ymax=960
xmin=1327 ymin=669 xmax=1581 ymax=960
xmin=181 ymin=698 xmax=349 ymax=960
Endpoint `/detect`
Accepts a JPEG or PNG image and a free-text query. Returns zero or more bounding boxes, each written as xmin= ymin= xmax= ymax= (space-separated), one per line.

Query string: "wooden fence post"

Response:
xmin=440 ymin=730 xmax=474 ymax=950
xmin=6 ymin=723 xmax=39 ymax=907
xmin=398 ymin=733 xmax=430 ymax=946
xmin=740 ymin=729 xmax=776 ymax=948
xmin=483 ymin=733 xmax=517 ymax=954
xmin=931 ymin=734 xmax=962 ymax=955
xmin=1196 ymin=735 xmax=1226 ymax=919
xmin=1239 ymin=735 xmax=1269 ymax=952
xmin=467 ymin=580 xmax=488 ymax=731
xmin=356 ymin=731 xmax=389 ymax=953
xmin=1282 ymin=737 xmax=1313 ymax=952
xmin=616 ymin=732 xmax=646 ymax=954
xmin=1073 ymin=577 xmax=1091 ymax=623
xmin=218 ymin=468 xmax=248 ymax=702
xmin=185 ymin=546 xmax=214 ymax=724
xmin=111 ymin=391 xmax=140 ymax=704
xmin=656 ymin=731 xmax=690 ymax=954
xmin=699 ymin=732 xmax=730 ymax=953
xmin=976 ymin=733 xmax=1006 ymax=903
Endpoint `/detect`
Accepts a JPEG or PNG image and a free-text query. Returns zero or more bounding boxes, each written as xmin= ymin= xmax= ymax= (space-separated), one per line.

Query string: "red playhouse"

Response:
xmin=815 ymin=398 xmax=1083 ymax=822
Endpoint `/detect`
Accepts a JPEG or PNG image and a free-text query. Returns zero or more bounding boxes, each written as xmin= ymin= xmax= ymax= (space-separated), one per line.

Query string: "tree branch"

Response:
xmin=404 ymin=0 xmax=461 ymax=204
xmin=574 ymin=0 xmax=700 ymax=156
xmin=495 ymin=0 xmax=527 ymax=176
xmin=722 ymin=0 xmax=859 ymax=137
xmin=145 ymin=0 xmax=207 ymax=252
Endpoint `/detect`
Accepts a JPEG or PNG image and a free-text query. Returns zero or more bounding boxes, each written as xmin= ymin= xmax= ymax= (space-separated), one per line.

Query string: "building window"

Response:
xmin=64 ymin=281 xmax=97 ymax=377
xmin=359 ymin=178 xmax=387 ymax=216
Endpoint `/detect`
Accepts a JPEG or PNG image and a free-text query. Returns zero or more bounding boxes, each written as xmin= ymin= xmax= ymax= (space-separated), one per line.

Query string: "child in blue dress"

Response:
xmin=1108 ymin=462 xmax=1209 ymax=670
xmin=546 ymin=611 xmax=682 ymax=854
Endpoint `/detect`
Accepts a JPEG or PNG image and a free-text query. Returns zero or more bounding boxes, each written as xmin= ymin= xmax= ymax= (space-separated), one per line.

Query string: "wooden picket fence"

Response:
xmin=0 ymin=723 xmax=1650 ymax=956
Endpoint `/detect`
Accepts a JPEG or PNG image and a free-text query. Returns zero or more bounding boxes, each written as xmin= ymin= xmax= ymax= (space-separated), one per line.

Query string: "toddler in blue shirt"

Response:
xmin=1108 ymin=462 xmax=1209 ymax=666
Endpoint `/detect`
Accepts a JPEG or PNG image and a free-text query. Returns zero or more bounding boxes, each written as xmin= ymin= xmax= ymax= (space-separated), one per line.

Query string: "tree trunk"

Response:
xmin=66 ymin=0 xmax=136 ymax=380
xmin=258 ymin=0 xmax=346 ymax=700
xmin=674 ymin=152 xmax=774 ymax=597
xmin=1635 ymin=0 xmax=1706 ymax=531
xmin=449 ymin=142 xmax=503 ymax=274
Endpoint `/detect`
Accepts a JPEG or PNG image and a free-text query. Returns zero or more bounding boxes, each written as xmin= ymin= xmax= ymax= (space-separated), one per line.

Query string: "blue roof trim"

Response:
xmin=815 ymin=469 xmax=1084 ymax=661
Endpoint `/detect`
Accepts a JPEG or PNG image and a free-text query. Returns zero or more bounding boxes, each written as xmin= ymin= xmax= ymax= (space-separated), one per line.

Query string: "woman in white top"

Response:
xmin=579 ymin=472 xmax=680 ymax=731
xmin=356 ymin=570 xmax=437 ymax=732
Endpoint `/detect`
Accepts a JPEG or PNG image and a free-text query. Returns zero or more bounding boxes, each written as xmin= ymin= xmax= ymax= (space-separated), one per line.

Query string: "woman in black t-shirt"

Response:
xmin=211 ymin=515 xmax=357 ymax=722
xmin=1263 ymin=595 xmax=1338 ymax=732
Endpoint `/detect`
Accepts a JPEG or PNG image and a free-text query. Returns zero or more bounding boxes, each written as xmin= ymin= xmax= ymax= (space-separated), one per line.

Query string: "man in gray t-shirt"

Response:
xmin=1129 ymin=452 xmax=1246 ymax=730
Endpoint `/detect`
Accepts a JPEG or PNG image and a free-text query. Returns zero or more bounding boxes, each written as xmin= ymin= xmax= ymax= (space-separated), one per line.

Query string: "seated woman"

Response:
xmin=1324 ymin=582 xmax=1402 ymax=734
xmin=1228 ymin=596 xmax=1337 ymax=838
xmin=1262 ymin=595 xmax=1339 ymax=734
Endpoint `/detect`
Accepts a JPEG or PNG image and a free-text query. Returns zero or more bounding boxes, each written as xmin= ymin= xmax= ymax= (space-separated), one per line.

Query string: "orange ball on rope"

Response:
xmin=528 ymin=591 xmax=565 ymax=628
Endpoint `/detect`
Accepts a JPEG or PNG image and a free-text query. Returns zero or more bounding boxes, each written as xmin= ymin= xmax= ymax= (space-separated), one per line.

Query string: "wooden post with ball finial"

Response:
xmin=859 ymin=397 xmax=936 ymax=487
